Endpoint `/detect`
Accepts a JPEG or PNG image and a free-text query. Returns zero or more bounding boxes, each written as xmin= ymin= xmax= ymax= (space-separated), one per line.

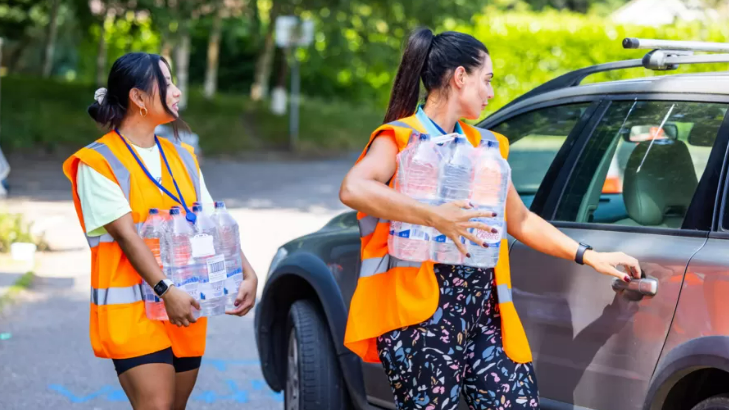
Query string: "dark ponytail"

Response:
xmin=384 ymin=28 xmax=434 ymax=124
xmin=88 ymin=52 xmax=185 ymax=138
xmin=383 ymin=28 xmax=489 ymax=123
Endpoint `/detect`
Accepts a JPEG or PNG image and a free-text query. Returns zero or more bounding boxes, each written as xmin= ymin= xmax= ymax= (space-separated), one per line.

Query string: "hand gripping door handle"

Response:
xmin=612 ymin=276 xmax=658 ymax=297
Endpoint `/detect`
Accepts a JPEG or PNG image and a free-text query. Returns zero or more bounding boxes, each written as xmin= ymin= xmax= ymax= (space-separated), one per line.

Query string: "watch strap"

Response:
xmin=575 ymin=243 xmax=593 ymax=265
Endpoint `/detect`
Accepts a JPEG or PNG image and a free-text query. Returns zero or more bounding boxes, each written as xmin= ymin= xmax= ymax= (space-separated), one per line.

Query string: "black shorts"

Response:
xmin=112 ymin=347 xmax=202 ymax=376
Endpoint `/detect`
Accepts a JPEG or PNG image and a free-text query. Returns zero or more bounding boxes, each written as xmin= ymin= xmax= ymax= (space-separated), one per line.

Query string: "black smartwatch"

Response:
xmin=575 ymin=242 xmax=593 ymax=265
xmin=153 ymin=279 xmax=174 ymax=297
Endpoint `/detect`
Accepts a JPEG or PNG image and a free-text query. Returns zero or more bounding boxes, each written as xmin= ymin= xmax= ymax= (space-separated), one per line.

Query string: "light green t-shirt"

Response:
xmin=77 ymin=142 xmax=214 ymax=237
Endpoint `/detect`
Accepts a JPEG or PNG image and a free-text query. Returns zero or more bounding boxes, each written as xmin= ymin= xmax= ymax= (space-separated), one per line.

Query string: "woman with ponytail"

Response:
xmin=340 ymin=28 xmax=641 ymax=409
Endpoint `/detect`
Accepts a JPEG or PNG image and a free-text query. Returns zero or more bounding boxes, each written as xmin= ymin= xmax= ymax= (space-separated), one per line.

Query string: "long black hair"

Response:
xmin=383 ymin=28 xmax=489 ymax=123
xmin=88 ymin=52 xmax=183 ymax=138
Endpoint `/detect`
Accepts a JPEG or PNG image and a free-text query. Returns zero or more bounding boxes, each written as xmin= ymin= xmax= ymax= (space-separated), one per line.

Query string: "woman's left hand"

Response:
xmin=226 ymin=274 xmax=258 ymax=316
xmin=583 ymin=250 xmax=642 ymax=283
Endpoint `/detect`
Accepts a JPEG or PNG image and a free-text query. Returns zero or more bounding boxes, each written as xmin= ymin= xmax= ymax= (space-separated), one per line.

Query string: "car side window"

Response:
xmin=555 ymin=100 xmax=726 ymax=229
xmin=491 ymin=103 xmax=592 ymax=209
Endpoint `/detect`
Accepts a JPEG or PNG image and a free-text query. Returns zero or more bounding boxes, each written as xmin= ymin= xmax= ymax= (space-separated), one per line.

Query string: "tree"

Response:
xmin=41 ymin=0 xmax=63 ymax=78
xmin=249 ymin=0 xmax=281 ymax=101
xmin=203 ymin=0 xmax=225 ymax=99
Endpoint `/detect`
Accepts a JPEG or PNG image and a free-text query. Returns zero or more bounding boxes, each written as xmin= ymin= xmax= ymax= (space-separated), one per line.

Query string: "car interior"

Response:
xmin=576 ymin=104 xmax=725 ymax=228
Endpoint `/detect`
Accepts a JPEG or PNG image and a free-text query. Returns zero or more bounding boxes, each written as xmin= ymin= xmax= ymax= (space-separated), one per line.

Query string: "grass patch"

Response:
xmin=0 ymin=271 xmax=35 ymax=312
xmin=0 ymin=212 xmax=48 ymax=253
xmin=1 ymin=75 xmax=383 ymax=156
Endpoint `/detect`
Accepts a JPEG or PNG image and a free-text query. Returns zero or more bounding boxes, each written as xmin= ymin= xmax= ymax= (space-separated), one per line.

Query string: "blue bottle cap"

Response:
xmin=170 ymin=208 xmax=181 ymax=215
xmin=214 ymin=201 xmax=225 ymax=209
xmin=149 ymin=208 xmax=159 ymax=214
xmin=192 ymin=204 xmax=203 ymax=213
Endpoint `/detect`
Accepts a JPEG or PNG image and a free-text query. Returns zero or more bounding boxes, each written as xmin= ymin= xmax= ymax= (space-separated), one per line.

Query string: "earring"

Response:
xmin=140 ymin=107 xmax=148 ymax=117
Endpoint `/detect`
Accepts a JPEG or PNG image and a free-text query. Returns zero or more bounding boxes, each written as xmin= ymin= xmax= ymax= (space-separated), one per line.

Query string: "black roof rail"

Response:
xmin=498 ymin=37 xmax=729 ymax=112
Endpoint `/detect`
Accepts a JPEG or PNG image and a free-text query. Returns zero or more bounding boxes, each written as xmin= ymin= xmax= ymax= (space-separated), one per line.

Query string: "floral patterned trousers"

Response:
xmin=376 ymin=264 xmax=540 ymax=410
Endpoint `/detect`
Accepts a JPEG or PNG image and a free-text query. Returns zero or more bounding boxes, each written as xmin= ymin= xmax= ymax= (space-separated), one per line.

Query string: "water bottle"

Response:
xmin=465 ymin=139 xmax=511 ymax=268
xmin=192 ymin=204 xmax=226 ymax=317
xmin=212 ymin=201 xmax=244 ymax=311
xmin=140 ymin=208 xmax=168 ymax=320
xmin=432 ymin=136 xmax=475 ymax=265
xmin=390 ymin=134 xmax=440 ymax=262
xmin=165 ymin=207 xmax=200 ymax=318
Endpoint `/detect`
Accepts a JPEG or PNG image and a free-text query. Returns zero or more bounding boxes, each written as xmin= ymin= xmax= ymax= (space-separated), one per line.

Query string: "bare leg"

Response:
xmin=118 ymin=363 xmax=176 ymax=410
xmin=173 ymin=368 xmax=200 ymax=410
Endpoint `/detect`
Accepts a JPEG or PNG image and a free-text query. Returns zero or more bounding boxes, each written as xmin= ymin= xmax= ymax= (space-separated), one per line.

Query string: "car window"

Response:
xmin=554 ymin=100 xmax=726 ymax=229
xmin=491 ymin=103 xmax=592 ymax=209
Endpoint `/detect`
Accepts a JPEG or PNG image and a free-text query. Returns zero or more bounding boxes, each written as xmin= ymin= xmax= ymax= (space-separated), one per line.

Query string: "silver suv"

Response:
xmin=255 ymin=38 xmax=729 ymax=410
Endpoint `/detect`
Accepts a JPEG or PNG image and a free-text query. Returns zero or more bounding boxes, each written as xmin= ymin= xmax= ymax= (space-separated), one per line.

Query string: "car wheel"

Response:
xmin=285 ymin=299 xmax=350 ymax=410
xmin=693 ymin=395 xmax=729 ymax=410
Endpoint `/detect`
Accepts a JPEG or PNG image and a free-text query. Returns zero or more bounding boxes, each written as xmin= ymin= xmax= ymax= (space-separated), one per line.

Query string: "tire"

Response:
xmin=285 ymin=299 xmax=350 ymax=410
xmin=693 ymin=395 xmax=729 ymax=410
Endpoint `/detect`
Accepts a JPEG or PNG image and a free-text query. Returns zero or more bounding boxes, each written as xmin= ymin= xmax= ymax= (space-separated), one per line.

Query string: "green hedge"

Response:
xmin=456 ymin=9 xmax=729 ymax=119
xmin=0 ymin=76 xmax=382 ymax=155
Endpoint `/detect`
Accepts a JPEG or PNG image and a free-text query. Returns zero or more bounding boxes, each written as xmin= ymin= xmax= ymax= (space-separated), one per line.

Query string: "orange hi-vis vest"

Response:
xmin=63 ymin=131 xmax=207 ymax=360
xmin=343 ymin=114 xmax=533 ymax=364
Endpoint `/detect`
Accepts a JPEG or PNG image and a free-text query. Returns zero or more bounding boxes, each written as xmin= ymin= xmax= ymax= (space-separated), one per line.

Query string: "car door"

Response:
xmin=508 ymin=97 xmax=728 ymax=410
xmin=364 ymin=100 xmax=600 ymax=409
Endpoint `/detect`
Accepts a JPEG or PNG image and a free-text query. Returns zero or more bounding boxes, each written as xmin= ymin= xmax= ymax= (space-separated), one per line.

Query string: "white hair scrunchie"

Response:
xmin=94 ymin=87 xmax=107 ymax=105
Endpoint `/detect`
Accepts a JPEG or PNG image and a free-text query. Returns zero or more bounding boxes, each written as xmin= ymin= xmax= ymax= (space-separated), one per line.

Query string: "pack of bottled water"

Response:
xmin=388 ymin=132 xmax=511 ymax=268
xmin=139 ymin=201 xmax=244 ymax=320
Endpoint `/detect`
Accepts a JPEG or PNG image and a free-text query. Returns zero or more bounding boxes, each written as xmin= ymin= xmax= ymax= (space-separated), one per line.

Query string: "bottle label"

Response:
xmin=397 ymin=227 xmax=430 ymax=240
xmin=190 ymin=234 xmax=215 ymax=258
xmin=206 ymin=254 xmax=227 ymax=283
xmin=468 ymin=220 xmax=504 ymax=246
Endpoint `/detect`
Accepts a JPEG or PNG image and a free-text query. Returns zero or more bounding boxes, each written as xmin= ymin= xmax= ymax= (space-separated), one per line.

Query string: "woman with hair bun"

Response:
xmin=63 ymin=52 xmax=258 ymax=410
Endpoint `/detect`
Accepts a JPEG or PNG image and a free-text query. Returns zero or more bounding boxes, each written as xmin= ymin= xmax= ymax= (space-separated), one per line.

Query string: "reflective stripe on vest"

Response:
xmin=496 ymin=283 xmax=513 ymax=304
xmin=87 ymin=142 xmax=132 ymax=200
xmin=91 ymin=284 xmax=143 ymax=305
xmin=86 ymin=223 xmax=144 ymax=248
xmin=359 ymin=215 xmax=381 ymax=238
xmin=360 ymin=254 xmax=422 ymax=278
xmin=171 ymin=143 xmax=201 ymax=201
xmin=86 ymin=141 xmax=201 ymax=203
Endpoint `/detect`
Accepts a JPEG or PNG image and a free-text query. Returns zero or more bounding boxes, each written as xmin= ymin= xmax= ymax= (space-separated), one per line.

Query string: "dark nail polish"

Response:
xmin=492 ymin=212 xmax=498 ymax=217
xmin=482 ymin=242 xmax=489 ymax=248
xmin=491 ymin=228 xmax=498 ymax=234
xmin=466 ymin=253 xmax=472 ymax=258
xmin=624 ymin=276 xmax=631 ymax=283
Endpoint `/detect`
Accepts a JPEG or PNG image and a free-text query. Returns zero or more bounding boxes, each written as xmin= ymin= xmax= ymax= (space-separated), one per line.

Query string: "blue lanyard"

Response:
xmin=115 ymin=129 xmax=196 ymax=224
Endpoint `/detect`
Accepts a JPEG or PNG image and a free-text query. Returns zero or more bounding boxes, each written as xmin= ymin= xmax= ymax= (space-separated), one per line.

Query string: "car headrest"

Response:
xmin=623 ymin=140 xmax=697 ymax=226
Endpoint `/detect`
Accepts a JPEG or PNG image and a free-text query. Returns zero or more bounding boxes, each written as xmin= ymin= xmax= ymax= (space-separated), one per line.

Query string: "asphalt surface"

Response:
xmin=0 ymin=154 xmax=353 ymax=410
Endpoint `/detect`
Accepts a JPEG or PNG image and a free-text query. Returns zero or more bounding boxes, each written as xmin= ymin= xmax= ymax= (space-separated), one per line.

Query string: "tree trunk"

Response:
xmin=250 ymin=2 xmax=280 ymax=101
xmin=160 ymin=34 xmax=174 ymax=63
xmin=175 ymin=23 xmax=191 ymax=110
xmin=95 ymin=14 xmax=112 ymax=87
xmin=42 ymin=0 xmax=62 ymax=78
xmin=203 ymin=3 xmax=224 ymax=100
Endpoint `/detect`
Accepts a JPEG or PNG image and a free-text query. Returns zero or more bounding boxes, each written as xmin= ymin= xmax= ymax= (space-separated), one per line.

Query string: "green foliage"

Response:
xmin=0 ymin=75 xmax=382 ymax=155
xmin=457 ymin=9 xmax=729 ymax=119
xmin=0 ymin=213 xmax=46 ymax=253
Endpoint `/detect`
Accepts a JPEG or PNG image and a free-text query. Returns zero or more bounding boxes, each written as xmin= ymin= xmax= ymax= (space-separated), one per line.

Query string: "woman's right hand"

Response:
xmin=161 ymin=286 xmax=200 ymax=327
xmin=429 ymin=200 xmax=498 ymax=256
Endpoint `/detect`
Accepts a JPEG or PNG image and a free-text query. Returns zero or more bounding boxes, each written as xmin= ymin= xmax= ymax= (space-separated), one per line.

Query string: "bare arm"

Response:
xmin=505 ymin=181 xmax=641 ymax=281
xmin=105 ymin=212 xmax=166 ymax=286
xmin=339 ymin=136 xmax=436 ymax=226
xmin=226 ymin=249 xmax=258 ymax=316
xmin=105 ymin=212 xmax=199 ymax=326
xmin=340 ymin=135 xmax=495 ymax=255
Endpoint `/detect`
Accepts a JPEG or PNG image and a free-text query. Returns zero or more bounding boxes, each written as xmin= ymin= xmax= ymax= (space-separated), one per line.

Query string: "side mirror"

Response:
xmin=624 ymin=123 xmax=678 ymax=142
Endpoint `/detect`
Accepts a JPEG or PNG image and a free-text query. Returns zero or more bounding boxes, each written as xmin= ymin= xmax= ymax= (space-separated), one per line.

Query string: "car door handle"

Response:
xmin=612 ymin=277 xmax=658 ymax=297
